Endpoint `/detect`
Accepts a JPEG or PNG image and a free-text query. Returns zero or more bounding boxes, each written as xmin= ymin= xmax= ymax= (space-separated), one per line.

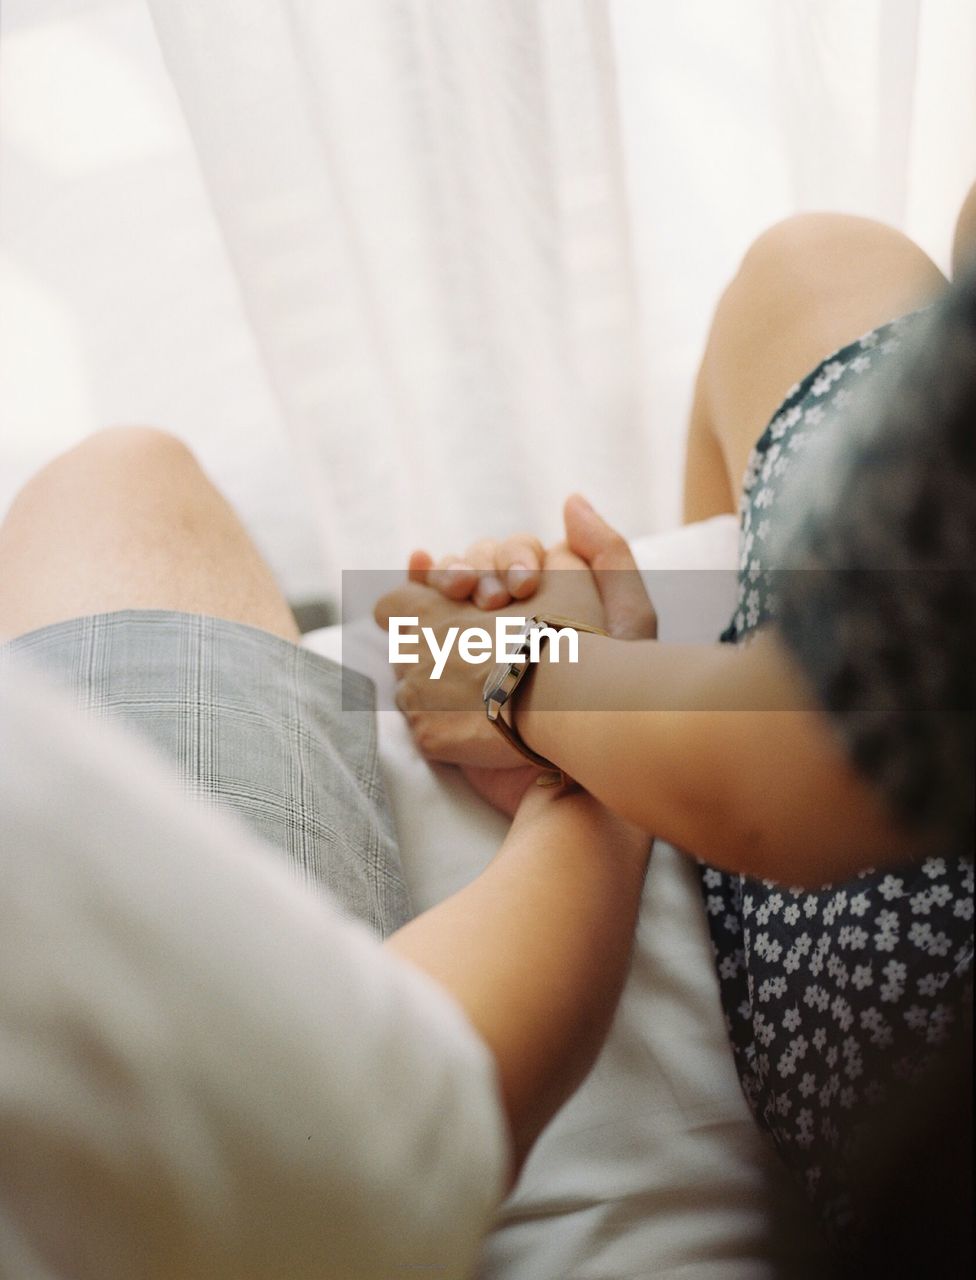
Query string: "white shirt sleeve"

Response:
xmin=0 ymin=665 xmax=508 ymax=1280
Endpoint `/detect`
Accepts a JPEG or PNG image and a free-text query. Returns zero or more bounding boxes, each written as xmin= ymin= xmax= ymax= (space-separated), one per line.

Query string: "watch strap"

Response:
xmin=488 ymin=614 xmax=608 ymax=785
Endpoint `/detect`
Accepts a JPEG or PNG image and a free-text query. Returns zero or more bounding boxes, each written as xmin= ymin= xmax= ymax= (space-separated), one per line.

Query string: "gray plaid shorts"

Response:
xmin=2 ymin=609 xmax=412 ymax=937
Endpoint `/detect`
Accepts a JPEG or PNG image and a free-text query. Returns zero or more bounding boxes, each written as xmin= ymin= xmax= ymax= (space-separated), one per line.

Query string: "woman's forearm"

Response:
xmin=516 ymin=635 xmax=737 ymax=857
xmin=516 ymin=631 xmax=916 ymax=884
xmin=386 ymin=789 xmax=650 ymax=1181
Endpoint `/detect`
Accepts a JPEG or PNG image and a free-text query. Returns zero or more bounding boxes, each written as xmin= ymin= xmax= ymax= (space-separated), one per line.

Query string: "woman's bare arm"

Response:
xmin=516 ymin=630 xmax=918 ymax=886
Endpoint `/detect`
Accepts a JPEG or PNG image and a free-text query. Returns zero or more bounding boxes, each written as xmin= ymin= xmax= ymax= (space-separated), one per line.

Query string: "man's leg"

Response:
xmin=0 ymin=427 xmax=300 ymax=642
xmin=683 ymin=213 xmax=947 ymax=522
xmin=0 ymin=429 xmax=411 ymax=933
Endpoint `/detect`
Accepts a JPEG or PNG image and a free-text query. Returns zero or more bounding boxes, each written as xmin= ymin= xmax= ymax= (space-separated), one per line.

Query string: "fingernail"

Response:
xmin=444 ymin=562 xmax=474 ymax=588
xmin=508 ymin=563 xmax=535 ymax=591
xmin=476 ymin=574 xmax=507 ymax=606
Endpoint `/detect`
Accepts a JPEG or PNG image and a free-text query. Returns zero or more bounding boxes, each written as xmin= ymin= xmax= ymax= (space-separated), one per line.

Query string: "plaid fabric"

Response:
xmin=2 ymin=609 xmax=412 ymax=937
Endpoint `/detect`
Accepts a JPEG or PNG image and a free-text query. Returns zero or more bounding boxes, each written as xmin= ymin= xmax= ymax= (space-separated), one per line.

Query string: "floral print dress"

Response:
xmin=700 ymin=280 xmax=975 ymax=1249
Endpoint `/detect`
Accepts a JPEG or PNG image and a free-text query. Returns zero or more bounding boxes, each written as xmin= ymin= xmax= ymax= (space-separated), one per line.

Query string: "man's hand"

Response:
xmin=408 ymin=534 xmax=545 ymax=608
xmin=409 ymin=494 xmax=657 ymax=641
xmin=374 ymin=543 xmax=604 ymax=769
xmin=459 ymin=764 xmax=541 ymax=818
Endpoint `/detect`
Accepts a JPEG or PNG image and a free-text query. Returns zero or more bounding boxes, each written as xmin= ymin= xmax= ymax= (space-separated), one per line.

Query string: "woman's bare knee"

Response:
xmin=696 ymin=212 xmax=947 ymax=501
xmin=735 ymin=212 xmax=945 ymax=325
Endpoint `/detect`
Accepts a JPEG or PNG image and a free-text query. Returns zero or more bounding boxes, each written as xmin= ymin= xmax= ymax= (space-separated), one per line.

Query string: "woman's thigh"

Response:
xmin=685 ymin=212 xmax=947 ymax=519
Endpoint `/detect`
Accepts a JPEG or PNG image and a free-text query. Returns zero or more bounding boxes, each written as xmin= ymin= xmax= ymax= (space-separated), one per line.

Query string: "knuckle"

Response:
xmin=374 ymin=592 xmax=400 ymax=627
xmin=594 ymin=537 xmax=631 ymax=573
xmin=414 ymin=717 xmax=441 ymax=757
xmin=466 ymin=538 xmax=498 ymax=565
xmin=446 ymin=577 xmax=476 ymax=601
xmin=499 ymin=534 xmax=542 ymax=567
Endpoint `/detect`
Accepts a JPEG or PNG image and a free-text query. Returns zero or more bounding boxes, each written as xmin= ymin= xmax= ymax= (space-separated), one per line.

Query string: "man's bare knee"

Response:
xmin=76 ymin=424 xmax=192 ymax=459
xmin=7 ymin=426 xmax=200 ymax=523
xmin=0 ymin=426 xmax=299 ymax=643
xmin=57 ymin=425 xmax=200 ymax=493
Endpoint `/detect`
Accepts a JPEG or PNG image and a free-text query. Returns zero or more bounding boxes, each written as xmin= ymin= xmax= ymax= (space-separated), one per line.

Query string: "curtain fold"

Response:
xmin=4 ymin=1 xmax=974 ymax=590
xmin=146 ymin=0 xmax=644 ymax=586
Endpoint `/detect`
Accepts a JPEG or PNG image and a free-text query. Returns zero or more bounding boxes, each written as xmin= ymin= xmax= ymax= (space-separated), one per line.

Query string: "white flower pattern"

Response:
xmin=699 ymin=312 xmax=974 ymax=1247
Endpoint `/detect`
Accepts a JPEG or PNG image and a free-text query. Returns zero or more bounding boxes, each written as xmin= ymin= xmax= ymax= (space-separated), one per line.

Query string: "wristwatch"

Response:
xmin=482 ymin=614 xmax=608 ymax=783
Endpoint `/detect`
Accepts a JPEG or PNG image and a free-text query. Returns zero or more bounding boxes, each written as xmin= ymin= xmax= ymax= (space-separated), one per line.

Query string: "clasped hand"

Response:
xmin=373 ymin=495 xmax=656 ymax=812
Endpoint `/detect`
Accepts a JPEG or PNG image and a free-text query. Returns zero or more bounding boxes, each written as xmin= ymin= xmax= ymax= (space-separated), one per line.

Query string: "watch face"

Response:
xmin=483 ymin=665 xmax=505 ymax=701
xmin=482 ymin=662 xmax=512 ymax=703
xmin=482 ymin=618 xmax=534 ymax=711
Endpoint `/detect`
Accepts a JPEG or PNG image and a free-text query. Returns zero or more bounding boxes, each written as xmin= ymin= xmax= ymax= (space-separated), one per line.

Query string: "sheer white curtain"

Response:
xmin=146 ymin=0 xmax=976 ymax=578
xmin=2 ymin=0 xmax=974 ymax=590
xmin=613 ymin=0 xmax=976 ymax=527
xmin=146 ymin=0 xmax=644 ymax=583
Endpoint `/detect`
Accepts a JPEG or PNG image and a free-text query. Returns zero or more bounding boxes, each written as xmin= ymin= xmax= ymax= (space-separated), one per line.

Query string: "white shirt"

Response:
xmin=0 ymin=664 xmax=507 ymax=1279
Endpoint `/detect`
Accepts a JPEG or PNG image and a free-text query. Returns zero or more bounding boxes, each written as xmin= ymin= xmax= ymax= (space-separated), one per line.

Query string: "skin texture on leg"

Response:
xmin=683 ymin=363 xmax=739 ymax=522
xmin=0 ymin=427 xmax=300 ymax=643
xmin=683 ymin=212 xmax=948 ymax=522
xmin=952 ymin=179 xmax=976 ymax=279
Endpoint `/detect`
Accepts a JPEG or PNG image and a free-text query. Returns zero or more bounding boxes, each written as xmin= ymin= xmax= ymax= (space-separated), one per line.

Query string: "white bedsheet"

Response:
xmin=303 ymin=515 xmax=827 ymax=1278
